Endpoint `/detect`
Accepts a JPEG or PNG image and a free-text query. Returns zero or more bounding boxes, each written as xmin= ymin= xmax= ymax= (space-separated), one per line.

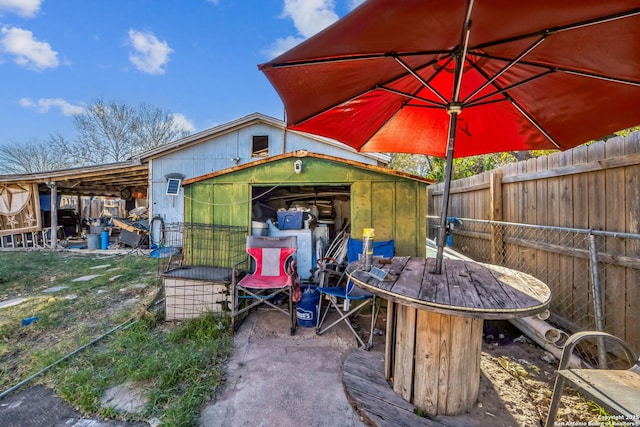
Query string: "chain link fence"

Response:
xmin=428 ymin=216 xmax=640 ymax=364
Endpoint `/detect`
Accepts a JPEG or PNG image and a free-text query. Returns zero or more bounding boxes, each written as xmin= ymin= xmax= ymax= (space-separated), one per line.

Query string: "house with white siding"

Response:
xmin=139 ymin=112 xmax=389 ymax=230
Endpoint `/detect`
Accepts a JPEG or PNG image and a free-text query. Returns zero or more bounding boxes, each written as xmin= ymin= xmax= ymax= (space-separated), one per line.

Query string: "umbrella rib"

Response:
xmin=471 ymin=7 xmax=640 ymax=52
xmin=377 ymin=85 xmax=446 ymax=108
xmin=463 ymin=62 xmax=560 ymax=149
xmin=509 ymin=100 xmax=561 ymax=150
xmin=452 ymin=0 xmax=475 ymax=103
xmin=393 ymin=55 xmax=448 ymax=104
xmin=463 ymin=36 xmax=546 ymax=104
xmin=472 ymin=52 xmax=640 ymax=87
xmin=263 ymin=50 xmax=452 ymax=69
xmin=465 ymin=70 xmax=556 ymax=108
xmin=561 ymin=69 xmax=640 ymax=87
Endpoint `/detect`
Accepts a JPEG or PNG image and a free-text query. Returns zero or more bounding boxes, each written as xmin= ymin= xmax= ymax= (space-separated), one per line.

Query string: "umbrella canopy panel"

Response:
xmin=260 ymin=0 xmax=640 ymax=157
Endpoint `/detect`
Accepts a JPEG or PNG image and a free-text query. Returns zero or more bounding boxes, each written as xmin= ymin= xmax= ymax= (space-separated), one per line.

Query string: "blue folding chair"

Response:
xmin=315 ymin=238 xmax=394 ymax=349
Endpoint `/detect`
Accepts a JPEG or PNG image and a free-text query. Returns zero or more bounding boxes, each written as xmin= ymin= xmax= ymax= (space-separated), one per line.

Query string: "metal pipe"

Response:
xmin=588 ymin=232 xmax=608 ymax=368
xmin=510 ymin=316 xmax=564 ymax=344
xmin=435 ymin=112 xmax=457 ymax=274
xmin=509 ymin=318 xmax=583 ymax=369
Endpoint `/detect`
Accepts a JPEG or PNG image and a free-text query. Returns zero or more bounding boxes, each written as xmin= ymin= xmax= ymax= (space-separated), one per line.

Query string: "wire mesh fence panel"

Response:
xmin=428 ymin=217 xmax=640 ymax=363
xmin=158 ymin=223 xmax=247 ymax=320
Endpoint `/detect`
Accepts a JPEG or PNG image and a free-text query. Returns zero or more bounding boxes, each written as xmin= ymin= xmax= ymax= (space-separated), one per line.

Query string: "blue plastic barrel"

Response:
xmin=101 ymin=230 xmax=109 ymax=250
xmin=296 ymin=286 xmax=319 ymax=328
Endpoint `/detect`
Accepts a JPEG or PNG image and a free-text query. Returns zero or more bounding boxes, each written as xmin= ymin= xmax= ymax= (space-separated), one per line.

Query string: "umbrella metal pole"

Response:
xmin=435 ymin=112 xmax=458 ymax=274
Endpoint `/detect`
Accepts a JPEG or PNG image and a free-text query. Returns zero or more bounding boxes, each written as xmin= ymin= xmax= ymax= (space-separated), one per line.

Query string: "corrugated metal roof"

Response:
xmin=138 ymin=112 xmax=390 ymax=164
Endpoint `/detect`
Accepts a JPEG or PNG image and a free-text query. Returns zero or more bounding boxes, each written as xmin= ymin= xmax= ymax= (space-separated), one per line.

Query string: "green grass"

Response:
xmin=0 ymin=250 xmax=234 ymax=426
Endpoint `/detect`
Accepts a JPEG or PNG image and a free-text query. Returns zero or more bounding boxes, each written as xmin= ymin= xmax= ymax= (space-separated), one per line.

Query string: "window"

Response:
xmin=252 ymin=135 xmax=269 ymax=157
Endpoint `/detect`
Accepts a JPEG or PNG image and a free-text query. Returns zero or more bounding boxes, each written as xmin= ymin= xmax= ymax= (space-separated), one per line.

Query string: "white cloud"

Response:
xmin=0 ymin=0 xmax=42 ymax=18
xmin=265 ymin=0 xmax=339 ymax=58
xmin=19 ymin=97 xmax=84 ymax=116
xmin=282 ymin=0 xmax=338 ymax=38
xmin=171 ymin=113 xmax=196 ymax=133
xmin=127 ymin=29 xmax=173 ymax=75
xmin=0 ymin=26 xmax=59 ymax=71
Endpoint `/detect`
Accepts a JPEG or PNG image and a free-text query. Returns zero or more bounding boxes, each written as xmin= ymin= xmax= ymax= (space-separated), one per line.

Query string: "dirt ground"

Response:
xmin=454 ymin=320 xmax=596 ymax=427
xmin=344 ymin=309 xmax=603 ymax=427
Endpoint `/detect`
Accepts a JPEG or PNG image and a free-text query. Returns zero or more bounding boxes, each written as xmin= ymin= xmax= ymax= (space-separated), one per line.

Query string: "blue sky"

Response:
xmin=0 ymin=0 xmax=364 ymax=145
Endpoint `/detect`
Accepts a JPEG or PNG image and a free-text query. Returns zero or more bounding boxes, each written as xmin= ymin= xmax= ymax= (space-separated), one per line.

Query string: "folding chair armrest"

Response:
xmin=232 ymin=255 xmax=250 ymax=284
xmin=558 ymin=331 xmax=639 ymax=370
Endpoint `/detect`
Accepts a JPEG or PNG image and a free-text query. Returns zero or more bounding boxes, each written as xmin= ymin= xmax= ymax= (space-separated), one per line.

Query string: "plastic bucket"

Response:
xmin=251 ymin=221 xmax=268 ymax=236
xmin=87 ymin=234 xmax=100 ymax=250
xmin=296 ymin=286 xmax=319 ymax=328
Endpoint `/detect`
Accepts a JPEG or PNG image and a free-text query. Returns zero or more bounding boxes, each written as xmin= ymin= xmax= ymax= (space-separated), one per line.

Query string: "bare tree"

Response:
xmin=0 ymin=139 xmax=73 ymax=174
xmin=136 ymin=103 xmax=191 ymax=152
xmin=51 ymin=99 xmax=191 ymax=165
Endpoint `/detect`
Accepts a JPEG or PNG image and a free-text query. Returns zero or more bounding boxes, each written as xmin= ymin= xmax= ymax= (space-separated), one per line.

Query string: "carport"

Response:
xmin=0 ymin=160 xmax=148 ymax=249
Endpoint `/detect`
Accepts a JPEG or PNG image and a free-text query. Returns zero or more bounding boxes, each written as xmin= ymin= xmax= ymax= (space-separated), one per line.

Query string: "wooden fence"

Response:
xmin=427 ymin=132 xmax=640 ymax=353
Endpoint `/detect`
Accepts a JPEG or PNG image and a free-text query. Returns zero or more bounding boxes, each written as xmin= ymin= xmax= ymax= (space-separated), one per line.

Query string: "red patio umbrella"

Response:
xmin=259 ymin=0 xmax=640 ymax=273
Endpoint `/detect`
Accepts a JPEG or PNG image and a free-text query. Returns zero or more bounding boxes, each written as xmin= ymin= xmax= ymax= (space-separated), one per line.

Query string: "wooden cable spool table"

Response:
xmin=346 ymin=256 xmax=551 ymax=416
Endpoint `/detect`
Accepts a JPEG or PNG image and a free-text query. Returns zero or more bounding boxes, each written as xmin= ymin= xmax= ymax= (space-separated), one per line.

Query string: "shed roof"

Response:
xmin=183 ymin=150 xmax=431 ymax=186
xmin=0 ymin=160 xmax=148 ymax=197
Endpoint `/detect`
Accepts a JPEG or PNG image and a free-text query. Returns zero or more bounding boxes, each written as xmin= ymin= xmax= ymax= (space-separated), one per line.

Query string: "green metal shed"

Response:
xmin=182 ymin=151 xmax=430 ymax=259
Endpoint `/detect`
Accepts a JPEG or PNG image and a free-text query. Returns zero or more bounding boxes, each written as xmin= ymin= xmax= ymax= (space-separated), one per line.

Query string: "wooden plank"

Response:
xmin=445 ymin=262 xmax=469 ymax=308
xmin=343 ymin=354 xmax=448 ymax=427
xmin=490 ymin=170 xmax=504 ymax=265
xmin=467 ymin=317 xmax=483 ymax=404
xmin=625 ymin=135 xmax=640 ymax=346
xmin=419 ymin=258 xmax=448 ymax=303
xmin=558 ymin=150 xmax=575 ymax=321
xmin=394 ymin=182 xmax=419 ymax=256
xmin=546 ymin=152 xmax=562 ymax=313
xmin=535 ymin=155 xmax=549 ymax=284
xmin=413 ymin=310 xmax=442 ymax=413
xmin=587 ymin=141 xmax=607 ymax=230
xmin=445 ymin=315 xmax=482 ymax=414
xmin=500 ymin=151 xmax=640 ymax=183
xmin=393 ymin=304 xmax=417 ymax=401
xmin=504 ymin=164 xmax=519 ymax=223
xmin=605 ymin=140 xmax=627 ymax=339
xmin=351 ymin=181 xmax=372 ymax=242
xmin=432 ymin=259 xmax=451 ymax=306
xmin=463 ymin=261 xmax=510 ymax=310
xmin=390 ymin=257 xmax=427 ymax=300
xmin=435 ymin=312 xmax=451 ymax=415
xmin=521 ymin=158 xmax=538 ymax=274
xmin=385 ymin=301 xmax=396 ymax=380
xmin=502 ymin=164 xmax=520 ymax=269
xmin=372 ymin=181 xmax=395 ymax=241
xmin=430 ymin=180 xmax=489 ymax=195
xmin=572 ymin=144 xmax=592 ymax=327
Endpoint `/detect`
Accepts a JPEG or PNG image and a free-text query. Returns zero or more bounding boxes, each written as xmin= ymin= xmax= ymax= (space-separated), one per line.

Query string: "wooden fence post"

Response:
xmin=490 ymin=170 xmax=504 ymax=264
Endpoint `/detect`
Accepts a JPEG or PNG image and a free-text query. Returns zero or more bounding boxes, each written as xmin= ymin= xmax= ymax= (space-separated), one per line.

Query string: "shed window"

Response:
xmin=252 ymin=135 xmax=269 ymax=157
